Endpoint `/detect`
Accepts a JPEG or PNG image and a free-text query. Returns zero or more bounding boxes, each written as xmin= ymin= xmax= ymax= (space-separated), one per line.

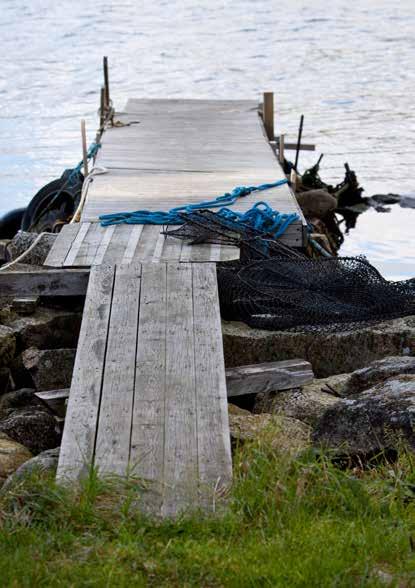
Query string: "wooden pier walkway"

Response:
xmin=45 ymin=99 xmax=306 ymax=268
xmin=52 ymin=97 xmax=306 ymax=517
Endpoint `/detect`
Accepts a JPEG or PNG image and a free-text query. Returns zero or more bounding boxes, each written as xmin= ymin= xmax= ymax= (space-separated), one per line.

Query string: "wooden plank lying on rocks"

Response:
xmin=226 ymin=359 xmax=314 ymax=397
xmin=0 ymin=269 xmax=90 ymax=297
xmin=38 ymin=359 xmax=315 ymax=418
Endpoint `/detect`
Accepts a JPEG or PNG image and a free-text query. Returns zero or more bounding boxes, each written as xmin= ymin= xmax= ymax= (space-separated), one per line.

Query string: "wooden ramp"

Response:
xmin=57 ymin=262 xmax=232 ymax=517
xmin=45 ymin=99 xmax=306 ymax=268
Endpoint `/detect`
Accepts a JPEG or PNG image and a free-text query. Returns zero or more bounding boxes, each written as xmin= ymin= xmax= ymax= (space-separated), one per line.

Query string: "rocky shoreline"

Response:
xmin=0 ymin=232 xmax=414 ymax=489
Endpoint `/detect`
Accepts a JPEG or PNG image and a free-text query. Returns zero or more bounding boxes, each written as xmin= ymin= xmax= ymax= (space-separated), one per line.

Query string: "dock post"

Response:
xmin=103 ymin=56 xmax=110 ymax=110
xmin=81 ymin=119 xmax=89 ymax=177
xmin=278 ymin=133 xmax=285 ymax=165
xmin=263 ymin=92 xmax=274 ymax=141
xmin=100 ymin=87 xmax=105 ymax=129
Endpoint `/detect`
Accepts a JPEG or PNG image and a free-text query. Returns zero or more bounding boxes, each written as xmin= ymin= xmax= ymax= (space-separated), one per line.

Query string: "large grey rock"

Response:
xmin=0 ymin=306 xmax=82 ymax=350
xmin=0 ymin=325 xmax=15 ymax=368
xmin=343 ymin=356 xmax=415 ymax=395
xmin=0 ymin=408 xmax=61 ymax=454
xmin=2 ymin=447 xmax=59 ymax=491
xmin=21 ymin=348 xmax=75 ymax=391
xmin=253 ymin=373 xmax=350 ymax=426
xmin=0 ymin=432 xmax=32 ymax=485
xmin=222 ymin=316 xmax=415 ymax=378
xmin=7 ymin=231 xmax=57 ymax=266
xmin=0 ymin=388 xmax=40 ymax=419
xmin=313 ymin=375 xmax=415 ymax=457
xmin=228 ymin=404 xmax=311 ymax=454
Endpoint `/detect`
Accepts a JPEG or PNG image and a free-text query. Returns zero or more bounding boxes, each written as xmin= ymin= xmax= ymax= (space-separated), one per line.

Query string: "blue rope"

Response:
xmin=99 ymin=178 xmax=298 ymax=238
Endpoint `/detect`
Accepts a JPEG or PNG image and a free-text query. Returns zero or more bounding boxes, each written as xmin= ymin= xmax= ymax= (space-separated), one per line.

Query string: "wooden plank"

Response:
xmin=122 ymin=225 xmax=144 ymax=263
xmin=101 ymin=224 xmax=133 ymax=265
xmin=44 ymin=224 xmax=81 ymax=267
xmin=130 ymin=263 xmax=167 ymax=514
xmin=192 ymin=264 xmax=232 ymax=509
xmin=93 ymin=225 xmax=115 ymax=265
xmin=94 ymin=263 xmax=141 ymax=475
xmin=263 ymin=92 xmax=274 ymax=141
xmin=64 ymin=222 xmax=90 ymax=266
xmin=0 ymin=269 xmax=89 ymax=297
xmin=73 ymin=223 xmax=103 ymax=266
xmin=162 ymin=263 xmax=198 ymax=517
xmin=133 ymin=225 xmax=161 ymax=261
xmin=56 ymin=264 xmax=115 ymax=482
xmin=226 ymin=359 xmax=314 ymax=397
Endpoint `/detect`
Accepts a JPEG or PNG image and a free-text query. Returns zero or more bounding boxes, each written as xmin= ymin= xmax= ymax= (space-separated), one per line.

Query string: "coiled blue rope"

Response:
xmin=99 ymin=178 xmax=298 ymax=238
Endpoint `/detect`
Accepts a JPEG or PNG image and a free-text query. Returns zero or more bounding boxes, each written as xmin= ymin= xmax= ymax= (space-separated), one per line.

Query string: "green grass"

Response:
xmin=1 ymin=439 xmax=415 ymax=587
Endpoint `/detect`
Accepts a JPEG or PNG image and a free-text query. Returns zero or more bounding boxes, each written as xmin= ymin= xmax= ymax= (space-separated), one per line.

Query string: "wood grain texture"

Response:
xmin=192 ymin=264 xmax=232 ymax=509
xmin=94 ymin=263 xmax=141 ymax=475
xmin=57 ymin=264 xmax=115 ymax=481
xmin=44 ymin=224 xmax=81 ymax=267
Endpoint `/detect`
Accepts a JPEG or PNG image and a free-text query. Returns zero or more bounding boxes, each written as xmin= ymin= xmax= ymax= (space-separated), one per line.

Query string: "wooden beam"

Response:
xmin=226 ymin=359 xmax=313 ymax=397
xmin=41 ymin=360 xmax=314 ymax=417
xmin=278 ymin=133 xmax=285 ymax=165
xmin=272 ymin=139 xmax=315 ymax=152
xmin=263 ymin=92 xmax=274 ymax=141
xmin=103 ymin=56 xmax=110 ymax=110
xmin=81 ymin=119 xmax=88 ymax=177
xmin=0 ymin=269 xmax=89 ymax=297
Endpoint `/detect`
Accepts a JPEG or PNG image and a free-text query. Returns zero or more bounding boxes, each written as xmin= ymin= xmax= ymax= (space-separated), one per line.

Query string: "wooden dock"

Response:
xmin=45 ymin=99 xmax=306 ymax=268
xmin=52 ymin=97 xmax=307 ymax=517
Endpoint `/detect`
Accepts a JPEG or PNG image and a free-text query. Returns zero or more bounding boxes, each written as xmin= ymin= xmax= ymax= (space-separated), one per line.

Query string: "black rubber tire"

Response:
xmin=0 ymin=207 xmax=26 ymax=239
xmin=21 ymin=174 xmax=82 ymax=233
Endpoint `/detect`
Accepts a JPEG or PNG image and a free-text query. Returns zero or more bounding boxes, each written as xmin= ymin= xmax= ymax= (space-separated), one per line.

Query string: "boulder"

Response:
xmin=7 ymin=231 xmax=56 ymax=266
xmin=313 ymin=375 xmax=415 ymax=458
xmin=2 ymin=447 xmax=59 ymax=491
xmin=0 ymin=432 xmax=32 ymax=485
xmin=222 ymin=316 xmax=415 ymax=378
xmin=0 ymin=306 xmax=82 ymax=350
xmin=253 ymin=373 xmax=350 ymax=426
xmin=0 ymin=367 xmax=12 ymax=395
xmin=0 ymin=325 xmax=16 ymax=368
xmin=0 ymin=388 xmax=40 ymax=419
xmin=0 ymin=408 xmax=61 ymax=454
xmin=343 ymin=356 xmax=415 ymax=395
xmin=228 ymin=406 xmax=311 ymax=454
xmin=296 ymin=189 xmax=337 ymax=219
xmin=21 ymin=348 xmax=75 ymax=391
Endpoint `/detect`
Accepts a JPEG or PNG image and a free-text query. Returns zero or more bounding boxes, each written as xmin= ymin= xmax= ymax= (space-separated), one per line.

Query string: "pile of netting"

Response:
xmin=164 ymin=211 xmax=415 ymax=332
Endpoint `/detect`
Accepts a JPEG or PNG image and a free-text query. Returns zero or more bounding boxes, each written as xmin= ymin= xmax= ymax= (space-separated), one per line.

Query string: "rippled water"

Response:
xmin=0 ymin=0 xmax=414 ymax=277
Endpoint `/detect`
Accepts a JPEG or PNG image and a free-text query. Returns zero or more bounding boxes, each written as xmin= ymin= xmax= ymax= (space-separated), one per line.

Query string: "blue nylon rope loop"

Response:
xmin=99 ymin=178 xmax=299 ymax=238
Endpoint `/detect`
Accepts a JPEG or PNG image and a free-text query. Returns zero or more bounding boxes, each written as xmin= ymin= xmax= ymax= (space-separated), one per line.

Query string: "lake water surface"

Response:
xmin=1 ymin=0 xmax=414 ymax=278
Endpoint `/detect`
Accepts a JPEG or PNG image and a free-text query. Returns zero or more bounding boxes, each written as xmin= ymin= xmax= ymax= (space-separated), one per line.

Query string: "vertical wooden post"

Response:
xmin=290 ymin=168 xmax=298 ymax=191
xmin=263 ymin=92 xmax=274 ymax=141
xmin=100 ymin=87 xmax=105 ymax=128
xmin=278 ymin=133 xmax=285 ymax=165
xmin=81 ymin=119 xmax=89 ymax=177
xmin=103 ymin=56 xmax=110 ymax=110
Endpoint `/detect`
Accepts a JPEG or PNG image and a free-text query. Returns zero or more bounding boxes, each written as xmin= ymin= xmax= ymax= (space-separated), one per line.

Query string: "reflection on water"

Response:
xmin=0 ymin=0 xmax=414 ymax=277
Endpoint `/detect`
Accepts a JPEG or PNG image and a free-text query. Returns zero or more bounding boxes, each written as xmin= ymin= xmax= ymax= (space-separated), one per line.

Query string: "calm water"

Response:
xmin=0 ymin=0 xmax=414 ymax=278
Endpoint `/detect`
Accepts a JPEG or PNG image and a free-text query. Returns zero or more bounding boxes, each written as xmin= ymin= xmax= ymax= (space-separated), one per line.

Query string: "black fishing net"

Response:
xmin=164 ymin=211 xmax=415 ymax=332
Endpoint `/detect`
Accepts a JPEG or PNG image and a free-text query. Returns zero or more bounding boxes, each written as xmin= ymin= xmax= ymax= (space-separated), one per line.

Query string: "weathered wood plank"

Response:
xmin=0 ymin=269 xmax=89 ymax=297
xmin=64 ymin=222 xmax=90 ymax=266
xmin=56 ymin=265 xmax=115 ymax=482
xmin=94 ymin=263 xmax=141 ymax=475
xmin=44 ymin=224 xmax=81 ymax=267
xmin=192 ymin=264 xmax=232 ymax=509
xmin=226 ymin=359 xmax=314 ymax=397
xmin=130 ymin=263 xmax=167 ymax=513
xmin=162 ymin=263 xmax=198 ymax=517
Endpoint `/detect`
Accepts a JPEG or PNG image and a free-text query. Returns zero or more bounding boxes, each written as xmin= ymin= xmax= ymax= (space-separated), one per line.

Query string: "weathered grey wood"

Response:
xmin=11 ymin=297 xmax=39 ymax=315
xmin=130 ymin=263 xmax=167 ymax=513
xmin=73 ymin=223 xmax=103 ymax=266
xmin=57 ymin=265 xmax=115 ymax=482
xmin=35 ymin=388 xmax=69 ymax=417
xmin=262 ymin=92 xmax=274 ymax=141
xmin=94 ymin=263 xmax=141 ymax=475
xmin=101 ymin=224 xmax=132 ymax=265
xmin=226 ymin=359 xmax=314 ymax=397
xmin=0 ymin=269 xmax=89 ymax=297
xmin=93 ymin=225 xmax=115 ymax=265
xmin=64 ymin=222 xmax=90 ymax=266
xmin=44 ymin=224 xmax=81 ymax=267
xmin=162 ymin=263 xmax=198 ymax=517
xmin=122 ymin=225 xmax=143 ymax=263
xmin=192 ymin=264 xmax=232 ymax=508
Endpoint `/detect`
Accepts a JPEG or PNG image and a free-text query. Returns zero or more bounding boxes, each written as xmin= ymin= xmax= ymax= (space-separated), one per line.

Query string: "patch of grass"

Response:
xmin=1 ymin=441 xmax=415 ymax=587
